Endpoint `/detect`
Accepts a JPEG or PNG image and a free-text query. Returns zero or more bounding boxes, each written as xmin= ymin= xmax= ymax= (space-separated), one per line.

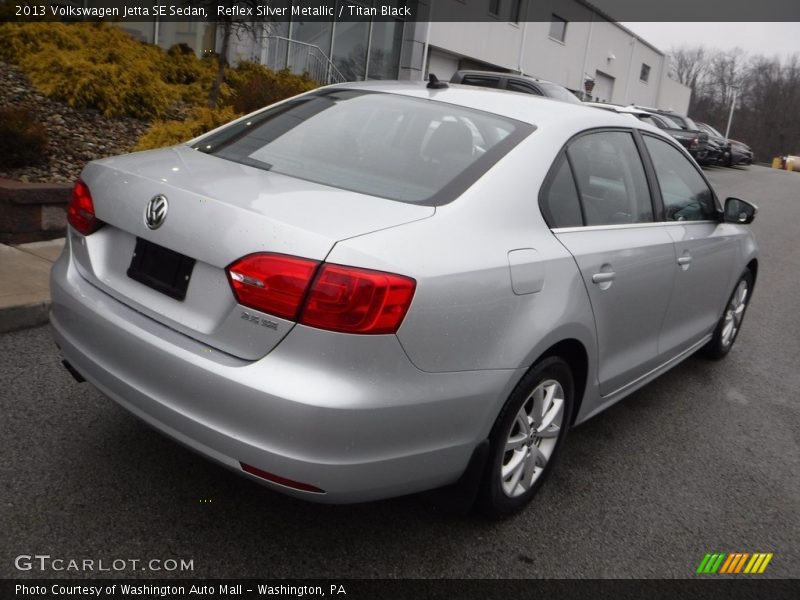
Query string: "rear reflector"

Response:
xmin=67 ymin=180 xmax=103 ymax=236
xmin=227 ymin=253 xmax=320 ymax=321
xmin=301 ymin=264 xmax=416 ymax=334
xmin=240 ymin=462 xmax=325 ymax=493
xmin=226 ymin=254 xmax=416 ymax=335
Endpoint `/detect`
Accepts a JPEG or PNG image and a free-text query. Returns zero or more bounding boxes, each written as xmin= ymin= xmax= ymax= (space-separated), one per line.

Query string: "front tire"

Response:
xmin=703 ymin=270 xmax=753 ymax=359
xmin=478 ymin=356 xmax=574 ymax=518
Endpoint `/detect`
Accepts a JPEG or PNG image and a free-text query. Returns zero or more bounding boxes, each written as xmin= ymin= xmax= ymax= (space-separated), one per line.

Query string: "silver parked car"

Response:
xmin=51 ymin=80 xmax=758 ymax=516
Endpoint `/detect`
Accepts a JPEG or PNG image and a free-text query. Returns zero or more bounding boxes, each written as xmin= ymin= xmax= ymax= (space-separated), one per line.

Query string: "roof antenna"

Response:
xmin=427 ymin=73 xmax=449 ymax=89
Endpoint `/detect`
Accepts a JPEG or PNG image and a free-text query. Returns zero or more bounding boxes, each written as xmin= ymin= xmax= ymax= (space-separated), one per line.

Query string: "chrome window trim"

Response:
xmin=552 ymin=220 xmax=718 ymax=234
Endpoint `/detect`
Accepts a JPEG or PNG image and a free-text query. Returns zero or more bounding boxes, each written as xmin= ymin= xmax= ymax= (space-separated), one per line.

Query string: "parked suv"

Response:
xmin=450 ymin=69 xmax=582 ymax=104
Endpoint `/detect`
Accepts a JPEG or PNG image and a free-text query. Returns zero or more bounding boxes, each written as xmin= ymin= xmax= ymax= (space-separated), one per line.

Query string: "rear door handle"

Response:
xmin=677 ymin=256 xmax=692 ymax=265
xmin=591 ymin=272 xmax=616 ymax=284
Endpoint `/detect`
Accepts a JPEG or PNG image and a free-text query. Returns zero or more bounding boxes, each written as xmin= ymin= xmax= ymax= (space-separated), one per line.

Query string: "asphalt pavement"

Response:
xmin=1 ymin=165 xmax=798 ymax=579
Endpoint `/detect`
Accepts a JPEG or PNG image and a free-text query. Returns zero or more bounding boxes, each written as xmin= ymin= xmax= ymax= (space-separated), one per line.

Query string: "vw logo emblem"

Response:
xmin=144 ymin=194 xmax=168 ymax=230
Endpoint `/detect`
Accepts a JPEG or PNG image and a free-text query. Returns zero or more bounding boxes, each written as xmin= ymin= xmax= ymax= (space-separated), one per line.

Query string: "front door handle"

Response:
xmin=591 ymin=272 xmax=616 ymax=284
xmin=677 ymin=254 xmax=692 ymax=270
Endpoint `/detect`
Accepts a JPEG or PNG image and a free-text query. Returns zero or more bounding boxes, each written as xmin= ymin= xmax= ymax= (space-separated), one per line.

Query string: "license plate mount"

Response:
xmin=127 ymin=237 xmax=196 ymax=301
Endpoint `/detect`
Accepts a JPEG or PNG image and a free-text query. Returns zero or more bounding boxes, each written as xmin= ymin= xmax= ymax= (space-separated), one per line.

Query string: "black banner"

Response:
xmin=4 ymin=0 xmax=800 ymax=23
xmin=2 ymin=579 xmax=799 ymax=600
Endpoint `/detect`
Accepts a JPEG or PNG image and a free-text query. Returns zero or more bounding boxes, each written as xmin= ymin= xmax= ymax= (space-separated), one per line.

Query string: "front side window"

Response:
xmin=566 ymin=131 xmax=653 ymax=226
xmin=643 ymin=135 xmax=717 ymax=221
xmin=192 ymin=90 xmax=532 ymax=206
xmin=549 ymin=15 xmax=567 ymax=42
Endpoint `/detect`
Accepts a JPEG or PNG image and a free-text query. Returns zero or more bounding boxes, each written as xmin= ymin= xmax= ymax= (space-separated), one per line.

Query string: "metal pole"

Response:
xmin=725 ymin=87 xmax=738 ymax=138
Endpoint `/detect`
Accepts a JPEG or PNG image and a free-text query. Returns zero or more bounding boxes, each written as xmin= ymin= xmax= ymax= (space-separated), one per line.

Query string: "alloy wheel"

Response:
xmin=721 ymin=279 xmax=749 ymax=348
xmin=500 ymin=379 xmax=565 ymax=498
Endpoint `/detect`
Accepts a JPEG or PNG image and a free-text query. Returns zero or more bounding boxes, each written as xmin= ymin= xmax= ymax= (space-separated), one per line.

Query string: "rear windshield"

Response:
xmin=683 ymin=116 xmax=700 ymax=131
xmin=657 ymin=115 xmax=682 ymax=129
xmin=192 ymin=90 xmax=533 ymax=205
xmin=536 ymin=82 xmax=582 ymax=104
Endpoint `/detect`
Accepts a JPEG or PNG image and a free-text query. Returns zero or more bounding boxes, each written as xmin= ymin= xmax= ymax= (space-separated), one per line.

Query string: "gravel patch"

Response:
xmin=0 ymin=61 xmax=150 ymax=184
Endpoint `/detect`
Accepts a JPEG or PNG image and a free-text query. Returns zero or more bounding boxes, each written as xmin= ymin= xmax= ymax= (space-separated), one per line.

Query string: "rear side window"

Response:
xmin=193 ymin=90 xmax=532 ymax=206
xmin=566 ymin=132 xmax=653 ymax=225
xmin=507 ymin=80 xmax=543 ymax=96
xmin=639 ymin=115 xmax=664 ymax=129
xmin=461 ymin=75 xmax=502 ymax=89
xmin=540 ymin=157 xmax=583 ymax=228
xmin=643 ymin=135 xmax=717 ymax=221
xmin=665 ymin=114 xmax=688 ymax=129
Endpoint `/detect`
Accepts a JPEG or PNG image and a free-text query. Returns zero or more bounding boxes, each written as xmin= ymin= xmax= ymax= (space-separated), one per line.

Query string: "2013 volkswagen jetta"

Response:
xmin=50 ymin=80 xmax=758 ymax=516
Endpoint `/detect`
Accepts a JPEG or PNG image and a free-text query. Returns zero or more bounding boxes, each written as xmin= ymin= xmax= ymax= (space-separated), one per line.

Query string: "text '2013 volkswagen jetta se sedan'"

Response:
xmin=51 ymin=80 xmax=758 ymax=516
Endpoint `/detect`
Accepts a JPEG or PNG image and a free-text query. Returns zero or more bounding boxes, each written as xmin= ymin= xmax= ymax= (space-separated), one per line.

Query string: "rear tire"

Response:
xmin=478 ymin=356 xmax=574 ymax=518
xmin=703 ymin=270 xmax=753 ymax=359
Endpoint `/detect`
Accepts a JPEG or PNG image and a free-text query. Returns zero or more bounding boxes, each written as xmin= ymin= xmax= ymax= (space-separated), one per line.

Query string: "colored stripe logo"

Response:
xmin=696 ymin=552 xmax=773 ymax=574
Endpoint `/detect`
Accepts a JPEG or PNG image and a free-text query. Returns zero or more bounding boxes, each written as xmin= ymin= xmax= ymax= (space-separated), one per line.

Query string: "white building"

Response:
xmin=402 ymin=0 xmax=690 ymax=112
xmin=92 ymin=0 xmax=691 ymax=113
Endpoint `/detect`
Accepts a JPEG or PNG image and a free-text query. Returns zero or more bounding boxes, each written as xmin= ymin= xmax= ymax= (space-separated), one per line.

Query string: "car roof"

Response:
xmin=322 ymin=80 xmax=660 ymax=136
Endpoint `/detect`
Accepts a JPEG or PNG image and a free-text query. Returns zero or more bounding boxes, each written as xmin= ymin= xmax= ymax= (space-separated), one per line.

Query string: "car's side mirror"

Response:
xmin=724 ymin=197 xmax=757 ymax=224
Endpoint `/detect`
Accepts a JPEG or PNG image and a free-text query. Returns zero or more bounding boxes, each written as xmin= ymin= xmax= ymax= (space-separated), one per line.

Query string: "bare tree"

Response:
xmin=670 ymin=46 xmax=709 ymax=94
xmin=673 ymin=43 xmax=800 ymax=159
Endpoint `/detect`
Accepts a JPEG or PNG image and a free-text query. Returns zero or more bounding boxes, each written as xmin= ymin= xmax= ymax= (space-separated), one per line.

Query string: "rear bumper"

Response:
xmin=50 ymin=246 xmax=521 ymax=503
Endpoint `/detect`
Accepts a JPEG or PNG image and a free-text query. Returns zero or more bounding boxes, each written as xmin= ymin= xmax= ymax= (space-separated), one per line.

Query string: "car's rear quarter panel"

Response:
xmin=327 ymin=127 xmax=599 ymax=428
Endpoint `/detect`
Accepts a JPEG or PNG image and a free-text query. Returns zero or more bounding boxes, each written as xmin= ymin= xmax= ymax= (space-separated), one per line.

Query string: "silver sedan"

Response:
xmin=51 ymin=80 xmax=758 ymax=516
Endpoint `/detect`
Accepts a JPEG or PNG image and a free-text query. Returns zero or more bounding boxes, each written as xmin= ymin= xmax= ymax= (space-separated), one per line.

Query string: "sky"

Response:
xmin=621 ymin=23 xmax=800 ymax=60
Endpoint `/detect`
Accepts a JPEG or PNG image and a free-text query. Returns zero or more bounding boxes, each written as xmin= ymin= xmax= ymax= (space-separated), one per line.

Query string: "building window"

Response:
xmin=368 ymin=19 xmax=403 ymax=80
xmin=489 ymin=0 xmax=501 ymax=16
xmin=510 ymin=0 xmax=523 ymax=23
xmin=333 ymin=18 xmax=370 ymax=82
xmin=549 ymin=15 xmax=567 ymax=42
xmin=640 ymin=63 xmax=651 ymax=83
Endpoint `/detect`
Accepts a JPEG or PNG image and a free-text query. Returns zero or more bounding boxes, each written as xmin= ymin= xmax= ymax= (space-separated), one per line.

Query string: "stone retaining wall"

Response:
xmin=0 ymin=178 xmax=71 ymax=244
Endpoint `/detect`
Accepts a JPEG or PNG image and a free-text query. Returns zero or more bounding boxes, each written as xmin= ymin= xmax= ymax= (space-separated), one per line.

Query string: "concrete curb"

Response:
xmin=0 ymin=300 xmax=51 ymax=333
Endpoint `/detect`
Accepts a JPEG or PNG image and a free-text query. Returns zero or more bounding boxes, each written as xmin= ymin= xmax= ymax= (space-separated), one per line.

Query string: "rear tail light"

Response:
xmin=227 ymin=254 xmax=319 ymax=321
xmin=67 ymin=180 xmax=103 ymax=235
xmin=301 ymin=264 xmax=415 ymax=334
xmin=226 ymin=254 xmax=415 ymax=334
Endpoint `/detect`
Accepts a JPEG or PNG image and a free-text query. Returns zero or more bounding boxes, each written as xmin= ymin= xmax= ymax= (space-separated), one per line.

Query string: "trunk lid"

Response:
xmin=72 ymin=145 xmax=434 ymax=360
